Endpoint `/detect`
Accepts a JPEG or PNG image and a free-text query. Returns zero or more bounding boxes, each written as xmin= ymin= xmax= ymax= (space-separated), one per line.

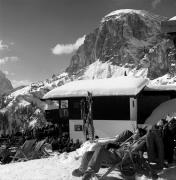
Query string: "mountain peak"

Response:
xmin=0 ymin=70 xmax=13 ymax=95
xmin=104 ymin=9 xmax=146 ymax=18
xmin=102 ymin=9 xmax=167 ymax=23
xmin=66 ymin=9 xmax=172 ymax=78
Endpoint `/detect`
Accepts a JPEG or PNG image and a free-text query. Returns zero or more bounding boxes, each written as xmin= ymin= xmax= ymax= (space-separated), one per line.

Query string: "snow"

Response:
xmin=104 ymin=9 xmax=146 ymax=18
xmin=43 ymin=77 xmax=149 ymax=99
xmin=0 ymin=140 xmax=175 ymax=180
xmin=82 ymin=60 xmax=127 ymax=79
xmin=169 ymin=16 xmax=176 ymax=21
xmin=10 ymin=86 xmax=31 ymax=98
xmin=18 ymin=99 xmax=31 ymax=107
xmin=148 ymin=74 xmax=176 ymax=87
xmin=29 ymin=118 xmax=37 ymax=128
xmin=146 ymin=84 xmax=176 ymax=91
xmin=101 ymin=9 xmax=149 ymax=23
xmin=102 ymin=9 xmax=164 ymax=23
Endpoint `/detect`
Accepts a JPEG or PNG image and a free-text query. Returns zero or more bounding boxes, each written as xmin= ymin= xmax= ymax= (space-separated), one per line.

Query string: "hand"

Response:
xmin=105 ymin=143 xmax=120 ymax=150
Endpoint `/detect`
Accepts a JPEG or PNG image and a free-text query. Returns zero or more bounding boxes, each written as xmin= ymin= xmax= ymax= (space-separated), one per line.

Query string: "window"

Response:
xmin=61 ymin=100 xmax=68 ymax=109
xmin=45 ymin=109 xmax=60 ymax=123
xmin=74 ymin=125 xmax=83 ymax=131
xmin=69 ymin=99 xmax=81 ymax=119
xmin=59 ymin=109 xmax=69 ymax=119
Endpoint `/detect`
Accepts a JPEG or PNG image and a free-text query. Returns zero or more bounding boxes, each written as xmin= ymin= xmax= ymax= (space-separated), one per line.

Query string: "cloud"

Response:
xmin=151 ymin=0 xmax=161 ymax=9
xmin=0 ymin=40 xmax=8 ymax=50
xmin=52 ymin=35 xmax=85 ymax=55
xmin=3 ymin=70 xmax=15 ymax=76
xmin=11 ymin=79 xmax=32 ymax=88
xmin=0 ymin=56 xmax=19 ymax=65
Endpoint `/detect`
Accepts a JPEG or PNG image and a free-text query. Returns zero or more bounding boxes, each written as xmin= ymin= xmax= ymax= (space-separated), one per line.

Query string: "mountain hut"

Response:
xmin=42 ymin=77 xmax=176 ymax=142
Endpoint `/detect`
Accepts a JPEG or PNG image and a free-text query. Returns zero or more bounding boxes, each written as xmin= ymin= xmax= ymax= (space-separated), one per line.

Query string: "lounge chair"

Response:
xmin=0 ymin=145 xmax=13 ymax=164
xmin=11 ymin=139 xmax=37 ymax=162
xmin=31 ymin=139 xmax=50 ymax=159
xmin=92 ymin=135 xmax=153 ymax=180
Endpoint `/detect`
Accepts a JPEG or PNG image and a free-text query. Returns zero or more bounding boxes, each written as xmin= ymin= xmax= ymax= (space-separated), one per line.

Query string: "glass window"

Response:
xmin=59 ymin=109 xmax=69 ymax=119
xmin=74 ymin=125 xmax=83 ymax=131
xmin=61 ymin=100 xmax=68 ymax=109
xmin=69 ymin=99 xmax=81 ymax=119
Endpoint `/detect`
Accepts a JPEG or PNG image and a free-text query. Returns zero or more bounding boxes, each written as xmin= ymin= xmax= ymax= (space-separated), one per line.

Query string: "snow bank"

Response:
xmin=0 ymin=139 xmax=176 ymax=180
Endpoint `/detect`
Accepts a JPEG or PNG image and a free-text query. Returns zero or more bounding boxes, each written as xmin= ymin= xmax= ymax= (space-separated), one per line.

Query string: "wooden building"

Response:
xmin=42 ymin=77 xmax=176 ymax=142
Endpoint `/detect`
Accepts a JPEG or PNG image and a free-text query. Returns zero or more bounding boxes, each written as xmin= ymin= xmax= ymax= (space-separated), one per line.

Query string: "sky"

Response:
xmin=0 ymin=0 xmax=176 ymax=88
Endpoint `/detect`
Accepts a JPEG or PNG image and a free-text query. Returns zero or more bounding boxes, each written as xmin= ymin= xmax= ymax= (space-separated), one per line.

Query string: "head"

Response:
xmin=133 ymin=128 xmax=147 ymax=140
xmin=156 ymin=119 xmax=168 ymax=128
xmin=95 ymin=135 xmax=99 ymax=139
xmin=168 ymin=117 xmax=176 ymax=135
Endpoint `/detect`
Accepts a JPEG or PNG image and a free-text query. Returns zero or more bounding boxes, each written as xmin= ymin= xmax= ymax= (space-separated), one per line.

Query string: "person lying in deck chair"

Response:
xmin=72 ymin=128 xmax=147 ymax=180
xmin=147 ymin=117 xmax=176 ymax=168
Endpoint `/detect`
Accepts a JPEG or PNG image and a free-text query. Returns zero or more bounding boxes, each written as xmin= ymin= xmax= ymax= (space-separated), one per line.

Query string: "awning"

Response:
xmin=145 ymin=98 xmax=176 ymax=125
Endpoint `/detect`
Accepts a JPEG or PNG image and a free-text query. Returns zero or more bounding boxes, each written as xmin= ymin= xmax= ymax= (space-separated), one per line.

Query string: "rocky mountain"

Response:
xmin=0 ymin=70 xmax=13 ymax=96
xmin=66 ymin=9 xmax=175 ymax=80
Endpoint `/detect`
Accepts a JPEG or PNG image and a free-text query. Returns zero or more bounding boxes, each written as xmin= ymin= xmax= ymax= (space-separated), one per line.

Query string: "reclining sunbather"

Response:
xmin=72 ymin=128 xmax=147 ymax=180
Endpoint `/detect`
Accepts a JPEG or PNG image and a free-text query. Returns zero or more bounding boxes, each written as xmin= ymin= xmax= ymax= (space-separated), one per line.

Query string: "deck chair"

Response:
xmin=30 ymin=139 xmax=50 ymax=159
xmin=93 ymin=135 xmax=152 ymax=180
xmin=11 ymin=139 xmax=37 ymax=162
xmin=0 ymin=146 xmax=13 ymax=164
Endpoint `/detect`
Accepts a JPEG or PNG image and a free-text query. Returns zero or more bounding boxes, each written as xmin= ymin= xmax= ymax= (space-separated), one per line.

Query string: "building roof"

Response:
xmin=42 ymin=77 xmax=149 ymax=99
xmin=145 ymin=84 xmax=176 ymax=91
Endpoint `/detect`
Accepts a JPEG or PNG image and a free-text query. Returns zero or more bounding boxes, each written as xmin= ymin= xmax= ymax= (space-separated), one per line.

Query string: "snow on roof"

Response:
xmin=146 ymin=84 xmax=176 ymax=91
xmin=169 ymin=16 xmax=176 ymax=21
xmin=43 ymin=77 xmax=149 ymax=99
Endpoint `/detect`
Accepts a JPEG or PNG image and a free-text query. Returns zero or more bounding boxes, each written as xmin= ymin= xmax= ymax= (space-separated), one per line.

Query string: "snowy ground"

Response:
xmin=0 ymin=141 xmax=176 ymax=180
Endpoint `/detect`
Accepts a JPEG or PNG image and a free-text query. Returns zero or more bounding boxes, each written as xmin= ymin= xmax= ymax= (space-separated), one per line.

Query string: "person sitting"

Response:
xmin=0 ymin=145 xmax=12 ymax=164
xmin=147 ymin=118 xmax=176 ymax=168
xmin=162 ymin=117 xmax=176 ymax=165
xmin=51 ymin=136 xmax=59 ymax=151
xmin=72 ymin=129 xmax=146 ymax=180
xmin=146 ymin=120 xmax=165 ymax=171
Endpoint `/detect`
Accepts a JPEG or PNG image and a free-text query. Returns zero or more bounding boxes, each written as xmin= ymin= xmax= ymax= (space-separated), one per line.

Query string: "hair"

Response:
xmin=168 ymin=117 xmax=176 ymax=135
xmin=95 ymin=135 xmax=99 ymax=139
xmin=155 ymin=118 xmax=168 ymax=129
xmin=138 ymin=128 xmax=147 ymax=137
